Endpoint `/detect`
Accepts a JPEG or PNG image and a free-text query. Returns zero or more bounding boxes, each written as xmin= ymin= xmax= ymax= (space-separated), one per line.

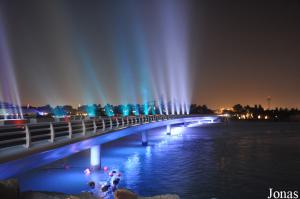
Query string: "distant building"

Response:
xmin=0 ymin=102 xmax=23 ymax=119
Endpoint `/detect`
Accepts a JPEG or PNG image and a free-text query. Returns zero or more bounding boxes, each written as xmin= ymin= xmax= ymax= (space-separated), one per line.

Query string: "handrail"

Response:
xmin=0 ymin=114 xmax=197 ymax=149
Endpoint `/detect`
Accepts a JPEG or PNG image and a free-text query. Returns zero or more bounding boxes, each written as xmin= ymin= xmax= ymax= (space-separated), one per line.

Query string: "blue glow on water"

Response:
xmin=15 ymin=126 xmax=202 ymax=197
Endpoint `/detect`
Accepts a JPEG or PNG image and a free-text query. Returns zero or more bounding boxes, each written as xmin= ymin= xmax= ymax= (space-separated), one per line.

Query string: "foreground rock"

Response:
xmin=0 ymin=178 xmax=20 ymax=199
xmin=115 ymin=189 xmax=180 ymax=199
xmin=21 ymin=191 xmax=97 ymax=199
xmin=1 ymin=179 xmax=180 ymax=199
xmin=20 ymin=190 xmax=179 ymax=199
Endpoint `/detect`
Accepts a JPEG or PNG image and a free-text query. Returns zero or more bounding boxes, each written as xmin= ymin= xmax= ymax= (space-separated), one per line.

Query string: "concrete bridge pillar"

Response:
xmin=166 ymin=124 xmax=171 ymax=135
xmin=141 ymin=131 xmax=148 ymax=146
xmin=90 ymin=145 xmax=101 ymax=169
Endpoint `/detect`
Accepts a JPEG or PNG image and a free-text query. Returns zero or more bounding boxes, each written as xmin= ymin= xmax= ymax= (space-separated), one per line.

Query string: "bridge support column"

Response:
xmin=90 ymin=145 xmax=101 ymax=170
xmin=141 ymin=131 xmax=148 ymax=146
xmin=166 ymin=124 xmax=171 ymax=135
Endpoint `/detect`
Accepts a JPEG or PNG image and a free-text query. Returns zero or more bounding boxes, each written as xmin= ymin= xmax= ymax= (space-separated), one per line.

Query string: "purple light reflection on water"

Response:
xmin=16 ymin=126 xmax=196 ymax=195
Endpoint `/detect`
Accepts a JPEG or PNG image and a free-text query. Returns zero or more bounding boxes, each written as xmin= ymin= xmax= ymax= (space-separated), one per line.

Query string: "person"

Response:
xmin=88 ymin=181 xmax=99 ymax=197
xmin=88 ymin=181 xmax=95 ymax=189
xmin=97 ymin=169 xmax=122 ymax=198
xmin=101 ymin=183 xmax=110 ymax=192
xmin=108 ymin=170 xmax=121 ymax=193
xmin=111 ymin=177 xmax=120 ymax=192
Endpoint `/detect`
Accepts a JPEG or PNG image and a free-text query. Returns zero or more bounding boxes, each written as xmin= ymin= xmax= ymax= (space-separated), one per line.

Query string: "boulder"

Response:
xmin=114 ymin=189 xmax=138 ymax=199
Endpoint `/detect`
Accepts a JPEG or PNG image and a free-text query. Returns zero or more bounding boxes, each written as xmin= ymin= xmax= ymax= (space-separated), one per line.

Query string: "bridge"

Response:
xmin=0 ymin=114 xmax=219 ymax=179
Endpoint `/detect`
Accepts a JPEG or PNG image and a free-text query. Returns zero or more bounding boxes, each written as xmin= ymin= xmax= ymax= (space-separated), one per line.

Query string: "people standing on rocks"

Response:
xmin=108 ymin=170 xmax=121 ymax=192
xmin=86 ymin=168 xmax=122 ymax=199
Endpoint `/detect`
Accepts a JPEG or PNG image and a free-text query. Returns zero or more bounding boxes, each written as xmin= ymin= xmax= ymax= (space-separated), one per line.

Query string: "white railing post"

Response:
xmin=82 ymin=120 xmax=86 ymax=135
xmin=116 ymin=118 xmax=119 ymax=128
xmin=102 ymin=119 xmax=105 ymax=131
xmin=93 ymin=119 xmax=97 ymax=134
xmin=122 ymin=118 xmax=124 ymax=127
xmin=25 ymin=124 xmax=31 ymax=148
xmin=68 ymin=121 xmax=72 ymax=139
xmin=109 ymin=118 xmax=112 ymax=129
xmin=126 ymin=117 xmax=129 ymax=126
xmin=49 ymin=122 xmax=55 ymax=143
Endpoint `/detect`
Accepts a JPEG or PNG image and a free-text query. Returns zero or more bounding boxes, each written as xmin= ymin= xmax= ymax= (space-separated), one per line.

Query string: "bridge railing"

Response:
xmin=0 ymin=115 xmax=188 ymax=150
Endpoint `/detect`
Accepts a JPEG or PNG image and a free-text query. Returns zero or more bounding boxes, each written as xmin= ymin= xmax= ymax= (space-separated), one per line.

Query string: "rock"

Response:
xmin=114 ymin=189 xmax=180 ymax=199
xmin=20 ymin=191 xmax=180 ymax=199
xmin=20 ymin=191 xmax=97 ymax=199
xmin=0 ymin=178 xmax=20 ymax=199
xmin=114 ymin=189 xmax=138 ymax=199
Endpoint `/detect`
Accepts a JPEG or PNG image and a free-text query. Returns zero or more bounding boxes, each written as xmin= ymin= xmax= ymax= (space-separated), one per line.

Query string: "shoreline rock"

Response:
xmin=1 ymin=179 xmax=180 ymax=199
xmin=0 ymin=178 xmax=20 ymax=199
xmin=21 ymin=191 xmax=97 ymax=199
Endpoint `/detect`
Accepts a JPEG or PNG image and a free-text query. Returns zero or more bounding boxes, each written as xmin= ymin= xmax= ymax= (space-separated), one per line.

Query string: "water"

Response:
xmin=16 ymin=122 xmax=300 ymax=199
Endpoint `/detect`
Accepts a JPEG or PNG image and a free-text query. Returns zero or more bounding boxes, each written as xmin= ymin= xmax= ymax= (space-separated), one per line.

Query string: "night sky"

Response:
xmin=1 ymin=0 xmax=300 ymax=109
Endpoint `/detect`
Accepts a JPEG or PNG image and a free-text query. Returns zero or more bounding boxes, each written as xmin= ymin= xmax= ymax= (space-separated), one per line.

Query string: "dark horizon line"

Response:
xmin=1 ymin=100 xmax=299 ymax=111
